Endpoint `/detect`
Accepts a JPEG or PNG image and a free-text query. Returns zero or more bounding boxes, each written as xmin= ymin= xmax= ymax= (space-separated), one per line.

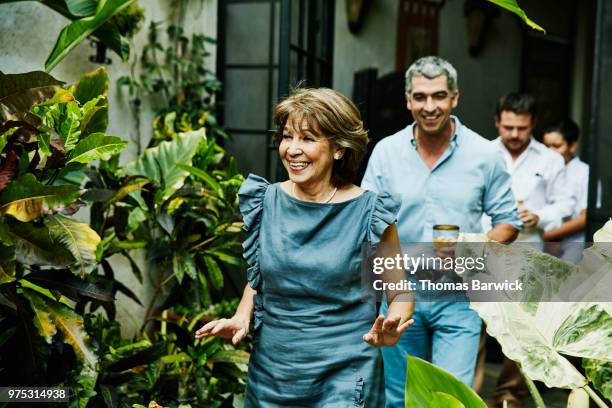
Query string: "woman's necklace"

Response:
xmin=292 ymin=183 xmax=338 ymax=203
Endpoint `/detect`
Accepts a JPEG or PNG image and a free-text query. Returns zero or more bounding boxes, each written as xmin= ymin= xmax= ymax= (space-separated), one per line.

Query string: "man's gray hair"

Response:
xmin=405 ymin=56 xmax=458 ymax=94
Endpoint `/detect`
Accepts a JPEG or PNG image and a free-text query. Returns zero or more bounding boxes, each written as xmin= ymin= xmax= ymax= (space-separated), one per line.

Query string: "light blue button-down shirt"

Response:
xmin=362 ymin=116 xmax=521 ymax=242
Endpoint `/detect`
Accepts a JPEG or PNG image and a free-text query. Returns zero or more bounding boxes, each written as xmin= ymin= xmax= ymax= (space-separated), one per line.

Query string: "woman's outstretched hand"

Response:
xmin=195 ymin=316 xmax=250 ymax=345
xmin=363 ymin=315 xmax=414 ymax=347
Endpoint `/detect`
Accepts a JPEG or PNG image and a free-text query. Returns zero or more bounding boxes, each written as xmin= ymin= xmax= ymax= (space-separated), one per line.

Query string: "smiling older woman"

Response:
xmin=195 ymin=88 xmax=414 ymax=407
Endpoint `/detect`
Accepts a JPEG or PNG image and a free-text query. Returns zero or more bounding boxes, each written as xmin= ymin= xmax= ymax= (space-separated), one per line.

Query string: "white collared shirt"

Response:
xmin=493 ymin=137 xmax=576 ymax=242
xmin=563 ymin=156 xmax=589 ymax=242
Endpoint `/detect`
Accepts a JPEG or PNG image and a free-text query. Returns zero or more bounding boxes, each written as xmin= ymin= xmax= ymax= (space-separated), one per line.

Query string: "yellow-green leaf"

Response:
xmin=486 ymin=0 xmax=545 ymax=32
xmin=21 ymin=288 xmax=57 ymax=343
xmin=102 ymin=179 xmax=149 ymax=210
xmin=45 ymin=214 xmax=101 ymax=276
xmin=72 ymin=67 xmax=109 ymax=105
xmin=67 ymin=133 xmax=127 ymax=164
xmin=22 ymin=287 xmax=97 ymax=367
xmin=0 ymin=174 xmax=81 ymax=222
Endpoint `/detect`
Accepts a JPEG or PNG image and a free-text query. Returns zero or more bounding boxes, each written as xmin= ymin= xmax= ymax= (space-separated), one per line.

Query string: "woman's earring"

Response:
xmin=334 ymin=153 xmax=342 ymax=160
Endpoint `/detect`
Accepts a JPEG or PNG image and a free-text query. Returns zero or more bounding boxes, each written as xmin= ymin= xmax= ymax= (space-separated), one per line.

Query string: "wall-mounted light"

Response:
xmin=464 ymin=0 xmax=500 ymax=57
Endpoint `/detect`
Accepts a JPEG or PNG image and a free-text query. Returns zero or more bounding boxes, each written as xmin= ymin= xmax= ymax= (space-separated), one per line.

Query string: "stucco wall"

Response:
xmin=0 ymin=0 xmax=218 ymax=336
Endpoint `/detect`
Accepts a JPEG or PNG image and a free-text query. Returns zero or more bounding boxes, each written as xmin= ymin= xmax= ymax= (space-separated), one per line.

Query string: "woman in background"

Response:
xmin=542 ymin=119 xmax=589 ymax=260
xmin=196 ymin=88 xmax=413 ymax=407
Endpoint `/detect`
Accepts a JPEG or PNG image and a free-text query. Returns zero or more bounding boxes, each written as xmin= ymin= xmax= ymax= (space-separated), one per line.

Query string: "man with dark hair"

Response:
xmin=362 ymin=57 xmax=521 ymax=407
xmin=488 ymin=93 xmax=575 ymax=408
xmin=492 ymin=92 xmax=574 ymax=243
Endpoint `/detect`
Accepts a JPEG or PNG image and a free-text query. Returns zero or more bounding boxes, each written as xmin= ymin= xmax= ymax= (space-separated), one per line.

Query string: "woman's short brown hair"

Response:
xmin=273 ymin=87 xmax=369 ymax=187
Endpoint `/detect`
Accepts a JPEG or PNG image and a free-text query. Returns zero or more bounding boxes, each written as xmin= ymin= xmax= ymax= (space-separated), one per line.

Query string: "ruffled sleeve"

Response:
xmin=237 ymin=174 xmax=269 ymax=331
xmin=368 ymin=192 xmax=401 ymax=242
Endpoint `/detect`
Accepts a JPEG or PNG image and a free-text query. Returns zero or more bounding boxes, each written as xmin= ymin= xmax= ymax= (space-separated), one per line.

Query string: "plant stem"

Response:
xmin=584 ymin=385 xmax=609 ymax=408
xmin=519 ymin=367 xmax=547 ymax=408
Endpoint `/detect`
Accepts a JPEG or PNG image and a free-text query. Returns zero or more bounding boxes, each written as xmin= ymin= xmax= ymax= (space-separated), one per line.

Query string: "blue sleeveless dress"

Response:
xmin=238 ymin=174 xmax=400 ymax=407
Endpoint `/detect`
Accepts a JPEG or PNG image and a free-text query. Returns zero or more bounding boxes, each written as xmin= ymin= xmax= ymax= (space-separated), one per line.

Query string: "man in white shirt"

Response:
xmin=491 ymin=93 xmax=575 ymax=408
xmin=542 ymin=119 xmax=589 ymax=262
xmin=493 ymin=93 xmax=575 ymax=243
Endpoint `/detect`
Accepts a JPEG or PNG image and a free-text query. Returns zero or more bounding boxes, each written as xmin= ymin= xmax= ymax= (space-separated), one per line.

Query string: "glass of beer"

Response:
xmin=433 ymin=224 xmax=460 ymax=249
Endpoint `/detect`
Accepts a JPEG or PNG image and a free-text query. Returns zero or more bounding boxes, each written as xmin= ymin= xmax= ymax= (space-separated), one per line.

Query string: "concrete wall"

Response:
xmin=333 ymin=0 xmax=398 ymax=101
xmin=0 ymin=0 xmax=218 ymax=336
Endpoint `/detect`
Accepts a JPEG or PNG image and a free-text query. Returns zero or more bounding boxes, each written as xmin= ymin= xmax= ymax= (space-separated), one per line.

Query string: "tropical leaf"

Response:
xmin=122 ymin=128 xmax=205 ymax=202
xmin=72 ymin=67 xmax=109 ymax=105
xmin=0 ymin=173 xmax=81 ymax=222
xmin=471 ymin=302 xmax=608 ymax=389
xmin=203 ymin=255 xmax=223 ymax=290
xmin=40 ymin=87 xmax=75 ymax=106
xmin=65 ymin=0 xmax=97 ymax=17
xmin=177 ymin=163 xmax=222 ymax=196
xmin=583 ymin=359 xmax=612 ymax=402
xmin=67 ymin=133 xmax=127 ymax=164
xmin=92 ymin=22 xmax=130 ymax=61
xmin=172 ymin=250 xmax=197 ymax=283
xmin=102 ymin=179 xmax=149 ymax=210
xmin=404 ymin=355 xmax=487 ymax=408
xmin=485 ymin=0 xmax=545 ymax=32
xmin=45 ymin=0 xmax=136 ymax=72
xmin=21 ymin=287 xmax=97 ymax=367
xmin=429 ymin=392 xmax=465 ymax=407
xmin=38 ymin=132 xmax=52 ymax=157
xmin=25 ymin=269 xmax=113 ymax=302
xmin=208 ymin=349 xmax=250 ymax=365
xmin=21 ymin=287 xmax=58 ymax=342
xmin=58 ymin=101 xmax=82 ymax=152
xmin=9 ymin=221 xmax=74 ymax=266
xmin=45 ymin=214 xmax=101 ymax=276
xmin=80 ymin=105 xmax=108 ymax=137
xmin=0 ymin=71 xmax=64 ymax=123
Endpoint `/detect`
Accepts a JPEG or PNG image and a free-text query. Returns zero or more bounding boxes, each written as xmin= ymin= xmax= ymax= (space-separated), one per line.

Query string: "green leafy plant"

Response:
xmin=0 ymin=67 xmax=129 ymax=406
xmin=457 ymin=220 xmax=612 ymax=407
xmin=0 ymin=0 xmax=140 ymax=71
xmin=486 ymin=0 xmax=545 ymax=32
xmin=404 ymin=355 xmax=487 ymax=407
xmin=86 ymin=113 xmax=244 ymax=323
xmin=118 ymin=21 xmax=228 ymax=150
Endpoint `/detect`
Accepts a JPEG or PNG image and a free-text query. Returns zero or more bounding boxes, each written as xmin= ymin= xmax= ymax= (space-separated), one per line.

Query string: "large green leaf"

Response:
xmin=45 ymin=214 xmax=100 ymax=276
xmin=472 ymin=302 xmax=610 ymax=389
xmin=67 ymin=132 xmax=127 ymax=164
xmin=583 ymin=359 xmax=612 ymax=402
xmin=485 ymin=0 xmax=545 ymax=32
xmin=21 ymin=287 xmax=97 ymax=367
xmin=72 ymin=67 xmax=109 ymax=105
xmin=45 ymin=0 xmax=137 ymax=72
xmin=9 ymin=221 xmax=74 ymax=266
xmin=122 ymin=128 xmax=205 ymax=202
xmin=0 ymin=173 xmax=81 ymax=222
xmin=65 ymin=0 xmax=97 ymax=17
xmin=0 ymin=71 xmax=65 ymax=123
xmin=404 ymin=355 xmax=487 ymax=408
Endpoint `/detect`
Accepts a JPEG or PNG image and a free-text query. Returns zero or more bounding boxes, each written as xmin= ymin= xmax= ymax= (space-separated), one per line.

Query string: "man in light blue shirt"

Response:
xmin=362 ymin=56 xmax=521 ymax=407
